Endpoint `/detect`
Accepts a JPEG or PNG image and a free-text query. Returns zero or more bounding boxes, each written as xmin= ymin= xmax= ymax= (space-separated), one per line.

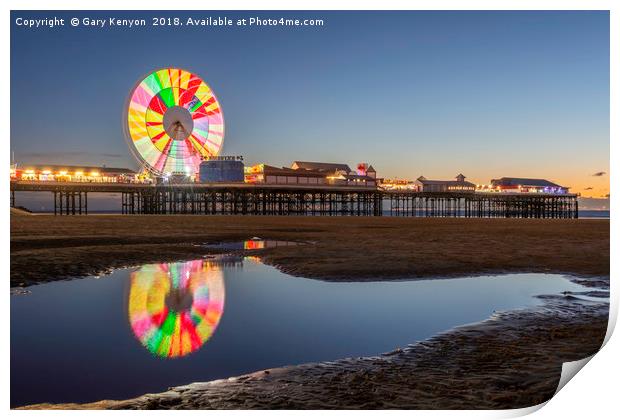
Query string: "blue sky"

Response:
xmin=11 ymin=10 xmax=609 ymax=196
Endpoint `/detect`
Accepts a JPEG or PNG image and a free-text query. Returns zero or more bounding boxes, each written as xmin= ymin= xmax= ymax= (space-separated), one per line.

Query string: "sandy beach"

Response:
xmin=11 ymin=213 xmax=609 ymax=286
xmin=11 ymin=213 xmax=610 ymax=409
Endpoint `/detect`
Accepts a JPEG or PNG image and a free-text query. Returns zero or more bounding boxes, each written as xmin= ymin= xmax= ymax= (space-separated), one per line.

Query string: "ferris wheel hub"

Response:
xmin=163 ymin=106 xmax=194 ymax=140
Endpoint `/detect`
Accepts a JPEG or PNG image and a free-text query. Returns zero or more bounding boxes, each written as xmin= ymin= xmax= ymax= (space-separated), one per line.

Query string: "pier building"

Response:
xmin=244 ymin=164 xmax=328 ymax=185
xmin=379 ymin=178 xmax=417 ymax=191
xmin=244 ymin=161 xmax=378 ymax=187
xmin=199 ymin=156 xmax=245 ymax=183
xmin=10 ymin=164 xmax=137 ymax=183
xmin=414 ymin=174 xmax=476 ymax=193
xmin=325 ymin=173 xmax=377 ymax=187
xmin=485 ymin=177 xmax=569 ymax=194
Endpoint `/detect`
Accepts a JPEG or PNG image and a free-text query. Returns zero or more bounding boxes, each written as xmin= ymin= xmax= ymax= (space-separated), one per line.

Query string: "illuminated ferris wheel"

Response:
xmin=124 ymin=68 xmax=224 ymax=176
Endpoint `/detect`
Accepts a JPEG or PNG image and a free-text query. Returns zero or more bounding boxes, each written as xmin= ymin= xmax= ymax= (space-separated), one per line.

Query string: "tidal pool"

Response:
xmin=10 ymin=256 xmax=601 ymax=407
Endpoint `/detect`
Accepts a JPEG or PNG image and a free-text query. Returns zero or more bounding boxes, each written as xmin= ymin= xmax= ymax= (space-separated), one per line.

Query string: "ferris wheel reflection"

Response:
xmin=128 ymin=258 xmax=227 ymax=358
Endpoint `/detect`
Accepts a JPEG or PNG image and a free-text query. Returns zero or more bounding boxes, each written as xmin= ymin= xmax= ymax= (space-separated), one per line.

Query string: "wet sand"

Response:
xmin=10 ymin=214 xmax=609 ymax=286
xmin=11 ymin=213 xmax=610 ymax=409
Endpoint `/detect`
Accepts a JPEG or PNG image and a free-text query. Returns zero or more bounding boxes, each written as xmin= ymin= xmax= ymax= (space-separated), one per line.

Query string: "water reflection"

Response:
xmin=204 ymin=239 xmax=300 ymax=251
xmin=128 ymin=259 xmax=226 ymax=358
xmin=244 ymin=239 xmax=299 ymax=249
xmin=12 ymin=260 xmax=606 ymax=407
xmin=244 ymin=239 xmax=265 ymax=249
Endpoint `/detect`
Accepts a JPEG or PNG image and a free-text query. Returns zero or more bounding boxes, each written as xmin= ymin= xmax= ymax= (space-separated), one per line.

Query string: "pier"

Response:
xmin=10 ymin=181 xmax=578 ymax=218
xmin=386 ymin=192 xmax=578 ymax=219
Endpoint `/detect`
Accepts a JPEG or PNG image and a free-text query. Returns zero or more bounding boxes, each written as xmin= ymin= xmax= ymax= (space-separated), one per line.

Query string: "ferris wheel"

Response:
xmin=124 ymin=68 xmax=224 ymax=176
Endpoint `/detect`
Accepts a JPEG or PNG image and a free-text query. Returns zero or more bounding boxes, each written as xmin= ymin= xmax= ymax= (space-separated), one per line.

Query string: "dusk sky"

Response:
xmin=11 ymin=11 xmax=609 ymax=197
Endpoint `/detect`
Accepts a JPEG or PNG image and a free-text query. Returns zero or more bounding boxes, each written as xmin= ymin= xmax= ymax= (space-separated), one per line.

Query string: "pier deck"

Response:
xmin=10 ymin=181 xmax=578 ymax=218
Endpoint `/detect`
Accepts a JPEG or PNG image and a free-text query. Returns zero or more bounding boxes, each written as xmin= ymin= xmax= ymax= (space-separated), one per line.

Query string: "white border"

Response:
xmin=4 ymin=2 xmax=617 ymax=419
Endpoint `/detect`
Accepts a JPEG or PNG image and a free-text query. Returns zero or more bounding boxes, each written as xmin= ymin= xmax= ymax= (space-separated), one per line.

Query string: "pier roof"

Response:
xmin=17 ymin=164 xmax=137 ymax=174
xmin=491 ymin=177 xmax=564 ymax=188
xmin=416 ymin=177 xmax=475 ymax=186
xmin=291 ymin=161 xmax=351 ymax=173
xmin=261 ymin=165 xmax=327 ymax=177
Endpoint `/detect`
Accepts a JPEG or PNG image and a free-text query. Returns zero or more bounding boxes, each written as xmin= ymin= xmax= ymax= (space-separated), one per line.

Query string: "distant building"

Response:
xmin=11 ymin=164 xmax=137 ymax=183
xmin=414 ymin=174 xmax=476 ymax=193
xmin=489 ymin=177 xmax=569 ymax=194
